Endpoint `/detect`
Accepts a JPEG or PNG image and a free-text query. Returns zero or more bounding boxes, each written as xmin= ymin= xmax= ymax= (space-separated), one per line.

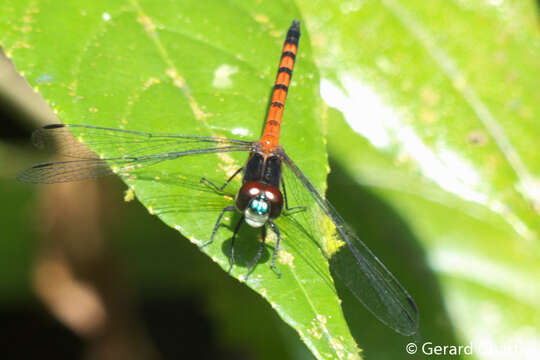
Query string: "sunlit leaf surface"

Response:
xmin=297 ymin=0 xmax=540 ymax=358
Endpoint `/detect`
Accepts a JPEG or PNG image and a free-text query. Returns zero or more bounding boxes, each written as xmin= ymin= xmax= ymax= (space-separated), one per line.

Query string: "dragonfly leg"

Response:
xmin=201 ymin=205 xmax=236 ymax=248
xmin=282 ymin=178 xmax=306 ymax=214
xmin=201 ymin=167 xmax=243 ymax=193
xmin=268 ymin=221 xmax=282 ymax=278
xmin=227 ymin=215 xmax=244 ymax=274
xmin=245 ymin=226 xmax=267 ymax=278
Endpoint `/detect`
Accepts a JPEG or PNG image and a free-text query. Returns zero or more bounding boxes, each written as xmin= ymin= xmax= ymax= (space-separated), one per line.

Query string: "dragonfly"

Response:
xmin=18 ymin=20 xmax=419 ymax=337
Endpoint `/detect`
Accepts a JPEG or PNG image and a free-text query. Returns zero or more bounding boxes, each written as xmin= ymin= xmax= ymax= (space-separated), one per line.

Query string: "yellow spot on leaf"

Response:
xmin=143 ymin=77 xmax=160 ymax=89
xmin=419 ymin=108 xmax=437 ymax=124
xmin=320 ymin=214 xmax=345 ymax=257
xmin=124 ymin=188 xmax=136 ymax=202
xmin=278 ymin=250 xmax=294 ymax=267
xmin=212 ymin=64 xmax=238 ymax=89
xmin=254 ymin=14 xmax=269 ymax=24
xmin=420 ymin=86 xmax=440 ymax=106
xmin=137 ymin=14 xmax=156 ymax=33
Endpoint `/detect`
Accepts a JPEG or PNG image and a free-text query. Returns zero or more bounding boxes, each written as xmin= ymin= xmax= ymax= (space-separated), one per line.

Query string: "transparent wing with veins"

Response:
xmin=278 ymin=148 xmax=420 ymax=337
xmin=17 ymin=124 xmax=253 ymax=184
xmin=18 ymin=123 xmax=420 ymax=336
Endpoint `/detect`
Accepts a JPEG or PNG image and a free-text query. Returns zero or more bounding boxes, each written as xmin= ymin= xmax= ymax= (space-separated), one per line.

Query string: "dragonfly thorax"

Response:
xmin=236 ymin=181 xmax=283 ymax=227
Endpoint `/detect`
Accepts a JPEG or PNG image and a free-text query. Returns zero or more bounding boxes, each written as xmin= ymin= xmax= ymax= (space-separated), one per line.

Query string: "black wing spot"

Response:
xmin=43 ymin=124 xmax=66 ymax=129
xmin=33 ymin=162 xmax=55 ymax=169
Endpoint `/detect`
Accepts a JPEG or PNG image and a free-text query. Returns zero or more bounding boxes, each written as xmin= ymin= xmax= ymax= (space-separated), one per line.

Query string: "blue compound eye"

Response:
xmin=250 ymin=196 xmax=269 ymax=215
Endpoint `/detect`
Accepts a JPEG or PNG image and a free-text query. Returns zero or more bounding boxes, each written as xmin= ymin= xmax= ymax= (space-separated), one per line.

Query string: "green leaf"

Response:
xmin=297 ymin=0 xmax=540 ymax=356
xmin=1 ymin=1 xmax=361 ymax=358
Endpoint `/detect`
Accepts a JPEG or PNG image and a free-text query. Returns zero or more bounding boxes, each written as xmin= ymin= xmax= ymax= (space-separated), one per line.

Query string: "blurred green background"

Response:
xmin=1 ymin=1 xmax=539 ymax=359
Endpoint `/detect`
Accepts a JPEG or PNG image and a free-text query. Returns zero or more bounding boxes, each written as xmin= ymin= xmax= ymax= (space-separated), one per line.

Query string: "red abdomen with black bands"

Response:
xmin=260 ymin=20 xmax=300 ymax=153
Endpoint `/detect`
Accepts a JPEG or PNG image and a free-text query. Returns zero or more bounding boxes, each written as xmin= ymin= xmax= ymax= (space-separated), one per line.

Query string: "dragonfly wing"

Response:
xmin=19 ymin=124 xmax=253 ymax=183
xmin=18 ymin=158 xmax=117 ymax=183
xmin=279 ymin=149 xmax=419 ymax=336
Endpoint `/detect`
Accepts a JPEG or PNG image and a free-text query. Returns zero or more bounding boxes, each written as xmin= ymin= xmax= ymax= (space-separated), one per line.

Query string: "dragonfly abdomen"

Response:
xmin=260 ymin=20 xmax=300 ymax=153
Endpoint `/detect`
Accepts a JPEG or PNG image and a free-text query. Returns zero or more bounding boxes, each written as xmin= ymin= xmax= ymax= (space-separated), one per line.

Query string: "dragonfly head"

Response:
xmin=236 ymin=181 xmax=283 ymax=228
